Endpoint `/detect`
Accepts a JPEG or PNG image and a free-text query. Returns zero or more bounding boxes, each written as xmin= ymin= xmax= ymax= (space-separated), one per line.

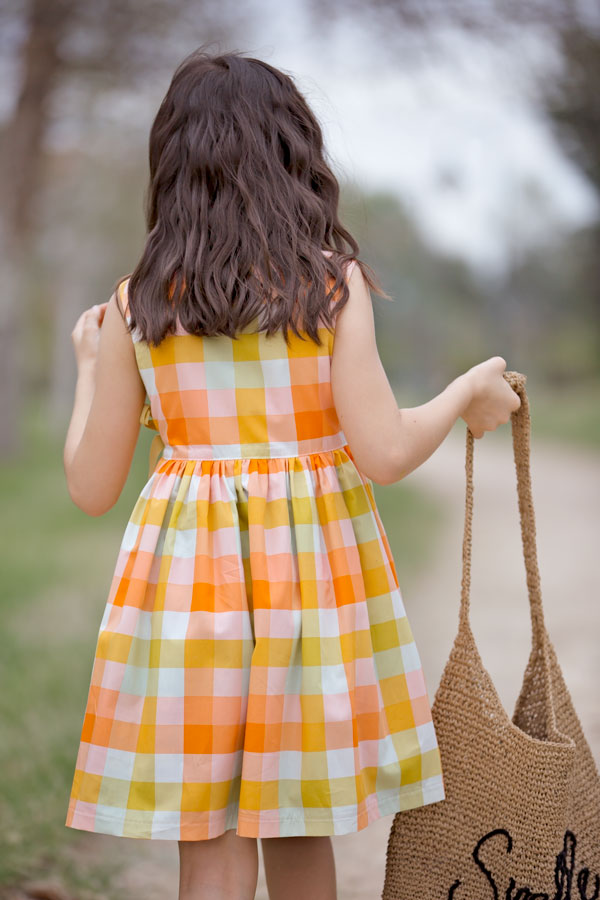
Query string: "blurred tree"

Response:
xmin=0 ymin=0 xmax=73 ymax=457
xmin=542 ymin=17 xmax=600 ymax=323
xmin=0 ymin=0 xmax=248 ymax=457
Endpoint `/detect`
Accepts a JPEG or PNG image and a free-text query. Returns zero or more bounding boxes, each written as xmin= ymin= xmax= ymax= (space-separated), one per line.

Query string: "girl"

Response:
xmin=63 ymin=48 xmax=520 ymax=900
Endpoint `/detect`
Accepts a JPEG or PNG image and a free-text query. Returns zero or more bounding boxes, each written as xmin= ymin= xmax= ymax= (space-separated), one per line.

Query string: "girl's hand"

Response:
xmin=71 ymin=302 xmax=108 ymax=372
xmin=460 ymin=356 xmax=522 ymax=439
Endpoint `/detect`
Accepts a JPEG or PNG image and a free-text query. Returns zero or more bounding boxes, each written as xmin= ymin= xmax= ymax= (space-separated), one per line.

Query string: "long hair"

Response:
xmin=117 ymin=47 xmax=390 ymax=348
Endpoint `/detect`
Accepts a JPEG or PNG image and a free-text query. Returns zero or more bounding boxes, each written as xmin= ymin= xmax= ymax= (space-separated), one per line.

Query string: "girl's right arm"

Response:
xmin=330 ymin=263 xmax=521 ymax=485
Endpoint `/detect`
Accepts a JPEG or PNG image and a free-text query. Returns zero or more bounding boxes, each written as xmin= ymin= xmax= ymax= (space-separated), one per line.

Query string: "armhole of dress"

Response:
xmin=117 ymin=278 xmax=131 ymax=324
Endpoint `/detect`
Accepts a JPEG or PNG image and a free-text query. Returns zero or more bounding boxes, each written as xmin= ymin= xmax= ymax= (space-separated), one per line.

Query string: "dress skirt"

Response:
xmin=65 ymin=444 xmax=446 ymax=840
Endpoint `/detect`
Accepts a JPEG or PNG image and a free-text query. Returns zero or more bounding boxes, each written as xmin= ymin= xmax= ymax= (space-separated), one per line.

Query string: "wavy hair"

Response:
xmin=116 ymin=47 xmax=390 ymax=348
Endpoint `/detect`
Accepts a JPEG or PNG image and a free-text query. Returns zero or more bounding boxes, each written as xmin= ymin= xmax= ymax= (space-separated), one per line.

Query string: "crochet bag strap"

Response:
xmin=458 ymin=370 xmax=548 ymax=651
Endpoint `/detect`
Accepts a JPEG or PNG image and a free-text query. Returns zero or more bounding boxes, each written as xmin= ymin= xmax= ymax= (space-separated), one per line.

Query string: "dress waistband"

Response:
xmin=159 ymin=439 xmax=349 ymax=462
xmin=139 ymin=402 xmax=348 ymax=475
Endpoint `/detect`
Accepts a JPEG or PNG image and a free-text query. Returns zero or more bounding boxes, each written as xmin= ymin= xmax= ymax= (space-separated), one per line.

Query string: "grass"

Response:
xmin=0 ymin=395 xmax=445 ymax=896
xmin=0 ymin=397 xmax=153 ymax=895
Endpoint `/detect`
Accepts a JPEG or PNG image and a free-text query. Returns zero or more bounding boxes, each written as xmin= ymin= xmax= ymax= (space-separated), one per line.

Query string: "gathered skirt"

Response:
xmin=65 ymin=445 xmax=445 ymax=840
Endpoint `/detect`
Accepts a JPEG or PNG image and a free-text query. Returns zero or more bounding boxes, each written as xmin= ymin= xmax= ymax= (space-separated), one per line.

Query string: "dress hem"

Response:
xmin=65 ymin=780 xmax=446 ymax=841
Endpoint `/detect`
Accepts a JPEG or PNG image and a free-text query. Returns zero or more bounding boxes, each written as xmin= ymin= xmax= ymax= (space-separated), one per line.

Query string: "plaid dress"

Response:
xmin=65 ymin=267 xmax=446 ymax=841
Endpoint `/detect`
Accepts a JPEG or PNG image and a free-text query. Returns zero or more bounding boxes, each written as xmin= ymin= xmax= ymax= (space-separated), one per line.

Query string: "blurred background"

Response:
xmin=0 ymin=1 xmax=598 ymax=898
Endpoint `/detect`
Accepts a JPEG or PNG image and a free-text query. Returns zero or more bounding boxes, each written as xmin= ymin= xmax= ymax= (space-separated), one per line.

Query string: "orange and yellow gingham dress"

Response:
xmin=65 ymin=266 xmax=446 ymax=841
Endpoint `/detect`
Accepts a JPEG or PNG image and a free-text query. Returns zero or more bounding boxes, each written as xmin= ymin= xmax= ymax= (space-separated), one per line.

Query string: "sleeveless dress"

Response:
xmin=65 ymin=263 xmax=446 ymax=841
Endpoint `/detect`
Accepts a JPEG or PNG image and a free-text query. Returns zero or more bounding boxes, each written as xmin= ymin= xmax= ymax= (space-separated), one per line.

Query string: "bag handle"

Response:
xmin=458 ymin=371 xmax=547 ymax=651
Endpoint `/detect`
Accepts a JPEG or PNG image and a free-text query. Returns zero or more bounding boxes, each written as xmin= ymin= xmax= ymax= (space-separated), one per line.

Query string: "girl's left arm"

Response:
xmin=63 ymin=291 xmax=147 ymax=516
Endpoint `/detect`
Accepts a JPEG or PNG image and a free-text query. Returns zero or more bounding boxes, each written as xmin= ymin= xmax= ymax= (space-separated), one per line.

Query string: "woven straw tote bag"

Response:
xmin=381 ymin=370 xmax=600 ymax=899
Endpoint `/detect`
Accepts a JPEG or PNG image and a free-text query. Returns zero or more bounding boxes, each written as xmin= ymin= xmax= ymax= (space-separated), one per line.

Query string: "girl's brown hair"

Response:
xmin=116 ymin=46 xmax=389 ymax=347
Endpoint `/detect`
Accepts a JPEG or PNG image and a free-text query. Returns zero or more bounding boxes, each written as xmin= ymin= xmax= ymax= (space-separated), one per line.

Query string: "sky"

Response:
xmin=244 ymin=0 xmax=599 ymax=277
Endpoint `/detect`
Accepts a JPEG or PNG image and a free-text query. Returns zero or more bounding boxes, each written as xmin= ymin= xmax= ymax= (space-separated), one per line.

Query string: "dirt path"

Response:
xmin=64 ymin=425 xmax=600 ymax=899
